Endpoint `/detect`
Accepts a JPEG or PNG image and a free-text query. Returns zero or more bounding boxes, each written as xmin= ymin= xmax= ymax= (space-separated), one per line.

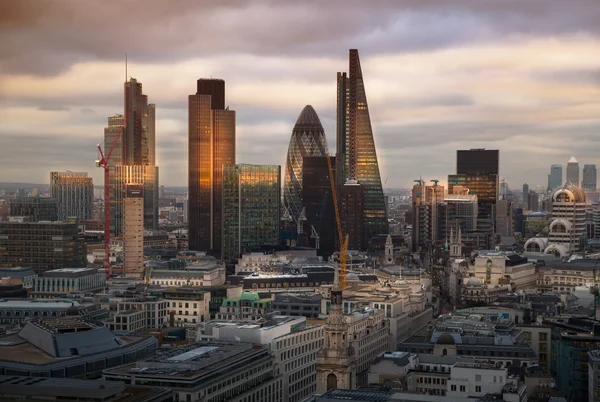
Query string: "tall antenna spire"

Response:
xmin=125 ymin=53 xmax=128 ymax=82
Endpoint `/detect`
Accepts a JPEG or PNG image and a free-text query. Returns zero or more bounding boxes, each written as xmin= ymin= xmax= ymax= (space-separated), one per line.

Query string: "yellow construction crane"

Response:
xmin=326 ymin=154 xmax=348 ymax=289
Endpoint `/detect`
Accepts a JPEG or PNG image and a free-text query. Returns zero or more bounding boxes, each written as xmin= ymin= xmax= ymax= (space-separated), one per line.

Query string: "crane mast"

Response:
xmin=96 ymin=109 xmax=132 ymax=282
xmin=326 ymin=154 xmax=348 ymax=290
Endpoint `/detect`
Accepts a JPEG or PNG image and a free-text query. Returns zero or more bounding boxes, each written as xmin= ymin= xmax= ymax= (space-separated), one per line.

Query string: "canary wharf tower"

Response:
xmin=283 ymin=105 xmax=329 ymax=220
xmin=336 ymin=49 xmax=388 ymax=244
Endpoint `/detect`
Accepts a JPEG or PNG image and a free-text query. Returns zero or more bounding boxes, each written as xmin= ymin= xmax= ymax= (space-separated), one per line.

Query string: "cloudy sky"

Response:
xmin=1 ymin=0 xmax=599 ymax=190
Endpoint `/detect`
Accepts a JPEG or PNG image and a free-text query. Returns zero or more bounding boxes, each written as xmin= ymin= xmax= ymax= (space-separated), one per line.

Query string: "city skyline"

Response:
xmin=2 ymin=1 xmax=600 ymax=189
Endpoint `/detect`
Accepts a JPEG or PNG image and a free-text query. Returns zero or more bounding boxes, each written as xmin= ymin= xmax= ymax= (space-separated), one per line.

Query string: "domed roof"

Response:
xmin=466 ymin=277 xmax=482 ymax=287
xmin=553 ymin=184 xmax=585 ymax=203
xmin=295 ymin=105 xmax=323 ymax=126
xmin=437 ymin=332 xmax=456 ymax=345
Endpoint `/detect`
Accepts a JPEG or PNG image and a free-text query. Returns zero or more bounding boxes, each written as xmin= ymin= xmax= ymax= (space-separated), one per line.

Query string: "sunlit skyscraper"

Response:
xmin=283 ymin=105 xmax=328 ymax=220
xmin=567 ymin=157 xmax=579 ymax=186
xmin=188 ymin=79 xmax=235 ymax=255
xmin=105 ymin=78 xmax=159 ymax=236
xmin=50 ymin=171 xmax=93 ymax=220
xmin=336 ymin=49 xmax=388 ymax=247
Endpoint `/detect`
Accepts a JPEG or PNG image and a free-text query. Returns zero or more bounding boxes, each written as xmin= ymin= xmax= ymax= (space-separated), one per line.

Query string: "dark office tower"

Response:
xmin=548 ymin=164 xmax=563 ymax=191
xmin=50 ymin=172 xmax=94 ymax=220
xmin=522 ymin=183 xmax=529 ymax=209
xmin=188 ymin=79 xmax=235 ymax=255
xmin=340 ymin=183 xmax=364 ymax=251
xmin=283 ymin=105 xmax=329 ymax=220
xmin=449 ymin=149 xmax=499 ymax=222
xmin=222 ymin=164 xmax=280 ymax=262
xmin=9 ymin=197 xmax=58 ymax=222
xmin=336 ymin=49 xmax=388 ymax=247
xmin=583 ymin=164 xmax=597 ymax=191
xmin=302 ymin=156 xmax=337 ymax=257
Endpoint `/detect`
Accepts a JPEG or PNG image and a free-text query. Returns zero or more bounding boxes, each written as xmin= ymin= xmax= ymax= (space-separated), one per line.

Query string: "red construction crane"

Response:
xmin=96 ymin=109 xmax=131 ymax=282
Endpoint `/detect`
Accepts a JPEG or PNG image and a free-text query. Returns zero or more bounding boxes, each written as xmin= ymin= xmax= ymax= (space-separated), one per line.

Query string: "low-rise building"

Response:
xmin=31 ymin=267 xmax=106 ymax=297
xmin=146 ymin=256 xmax=226 ymax=287
xmin=272 ymin=292 xmax=322 ymax=318
xmin=0 ymin=298 xmax=108 ymax=325
xmin=201 ymin=315 xmax=324 ymax=402
xmin=0 ymin=267 xmax=37 ymax=289
xmin=105 ymin=296 xmax=168 ymax=332
xmin=103 ymin=341 xmax=283 ymax=402
xmin=0 ymin=317 xmax=157 ymax=378
xmin=162 ymin=287 xmax=211 ymax=324
xmin=216 ymin=291 xmax=272 ymax=320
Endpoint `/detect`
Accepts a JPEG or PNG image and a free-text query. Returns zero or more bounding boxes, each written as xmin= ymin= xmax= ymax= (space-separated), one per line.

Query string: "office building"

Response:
xmin=103 ymin=114 xmax=124 ymax=166
xmin=336 ymin=49 xmax=388 ymax=247
xmin=549 ymin=318 xmax=600 ymax=402
xmin=495 ymin=199 xmax=514 ymax=238
xmin=449 ymin=149 xmax=499 ymax=222
xmin=272 ymin=292 xmax=322 ymax=318
xmin=188 ymin=78 xmax=235 ymax=255
xmin=411 ymin=182 xmax=445 ymax=251
xmin=106 ymin=78 xmax=159 ymax=236
xmin=589 ymin=350 xmax=600 ymax=402
xmin=522 ymin=183 xmax=529 ymax=208
xmin=122 ymin=184 xmax=144 ymax=277
xmin=0 ymin=267 xmax=37 ymax=289
xmin=50 ymin=171 xmax=94 ymax=220
xmin=222 ymin=164 xmax=280 ymax=262
xmin=0 ymin=298 xmax=109 ymax=325
xmin=103 ymin=342 xmax=283 ymax=402
xmin=8 ymin=196 xmax=58 ymax=221
xmin=438 ymin=192 xmax=478 ymax=242
xmin=548 ymin=164 xmax=563 ymax=191
xmin=146 ymin=258 xmax=226 ymax=287
xmin=0 ymin=376 xmax=172 ymax=402
xmin=0 ymin=317 xmax=157 ymax=378
xmin=583 ymin=164 xmax=597 ymax=191
xmin=546 ymin=184 xmax=587 ymax=256
xmin=0 ymin=217 xmax=86 ymax=273
xmin=202 ymin=315 xmax=324 ymax=402
xmin=31 ymin=267 xmax=105 ymax=297
xmin=528 ymin=191 xmax=539 ymax=212
xmin=105 ymin=295 xmax=168 ymax=332
xmin=283 ymin=105 xmax=329 ymax=221
xmin=162 ymin=287 xmax=211 ymax=325
xmin=216 ymin=291 xmax=272 ymax=320
xmin=302 ymin=156 xmax=337 ymax=256
xmin=567 ymin=156 xmax=580 ymax=186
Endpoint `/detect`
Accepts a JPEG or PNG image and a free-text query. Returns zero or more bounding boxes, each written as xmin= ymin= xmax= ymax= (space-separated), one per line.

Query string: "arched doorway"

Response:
xmin=327 ymin=373 xmax=338 ymax=390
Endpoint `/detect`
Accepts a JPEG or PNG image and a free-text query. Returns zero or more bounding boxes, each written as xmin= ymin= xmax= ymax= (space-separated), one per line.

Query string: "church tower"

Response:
xmin=384 ymin=234 xmax=394 ymax=265
xmin=316 ymin=266 xmax=356 ymax=392
xmin=449 ymin=226 xmax=463 ymax=258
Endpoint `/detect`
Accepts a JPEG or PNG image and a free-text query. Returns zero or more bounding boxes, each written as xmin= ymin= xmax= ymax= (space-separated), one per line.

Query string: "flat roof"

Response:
xmin=0 ymin=300 xmax=81 ymax=309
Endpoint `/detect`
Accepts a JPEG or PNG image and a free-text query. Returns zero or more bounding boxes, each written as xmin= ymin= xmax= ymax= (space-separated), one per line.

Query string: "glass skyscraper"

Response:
xmin=583 ymin=164 xmax=597 ymax=190
xmin=283 ymin=105 xmax=329 ymax=220
xmin=222 ymin=164 xmax=280 ymax=262
xmin=336 ymin=49 xmax=388 ymax=246
xmin=548 ymin=164 xmax=563 ymax=191
xmin=105 ymin=78 xmax=159 ymax=235
xmin=188 ymin=79 xmax=236 ymax=255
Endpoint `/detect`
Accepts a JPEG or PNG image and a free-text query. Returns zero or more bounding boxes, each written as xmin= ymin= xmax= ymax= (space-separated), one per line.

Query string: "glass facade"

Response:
xmin=548 ymin=164 xmax=563 ymax=191
xmin=336 ymin=49 xmax=388 ymax=246
xmin=50 ymin=171 xmax=94 ymax=221
xmin=283 ymin=105 xmax=329 ymax=220
xmin=0 ymin=218 xmax=87 ymax=273
xmin=110 ymin=165 xmax=159 ymax=236
xmin=222 ymin=164 xmax=281 ymax=262
xmin=8 ymin=197 xmax=58 ymax=222
xmin=188 ymin=79 xmax=235 ymax=255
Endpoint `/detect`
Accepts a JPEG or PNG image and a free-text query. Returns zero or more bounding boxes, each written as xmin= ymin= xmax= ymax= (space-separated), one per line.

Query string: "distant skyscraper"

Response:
xmin=221 ymin=164 xmax=280 ymax=262
xmin=495 ymin=199 xmax=514 ymax=238
xmin=548 ymin=164 xmax=563 ymax=191
xmin=336 ymin=49 xmax=388 ymax=247
xmin=188 ymin=79 xmax=235 ymax=254
xmin=105 ymin=78 xmax=159 ymax=236
xmin=522 ymin=183 xmax=529 ymax=208
xmin=583 ymin=164 xmax=597 ymax=191
xmin=122 ymin=184 xmax=144 ymax=277
xmin=283 ymin=105 xmax=328 ymax=221
xmin=567 ymin=157 xmax=579 ymax=186
xmin=50 ymin=172 xmax=93 ymax=220
xmin=302 ymin=156 xmax=337 ymax=258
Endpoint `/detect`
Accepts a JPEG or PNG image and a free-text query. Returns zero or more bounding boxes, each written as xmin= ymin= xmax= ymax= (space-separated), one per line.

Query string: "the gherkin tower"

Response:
xmin=283 ymin=105 xmax=329 ymax=220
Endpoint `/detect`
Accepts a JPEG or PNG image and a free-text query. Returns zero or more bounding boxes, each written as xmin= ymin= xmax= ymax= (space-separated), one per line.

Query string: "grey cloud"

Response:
xmin=390 ymin=94 xmax=475 ymax=108
xmin=36 ymin=105 xmax=70 ymax=111
xmin=534 ymin=68 xmax=600 ymax=85
xmin=2 ymin=0 xmax=600 ymax=76
xmin=80 ymin=107 xmax=96 ymax=114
